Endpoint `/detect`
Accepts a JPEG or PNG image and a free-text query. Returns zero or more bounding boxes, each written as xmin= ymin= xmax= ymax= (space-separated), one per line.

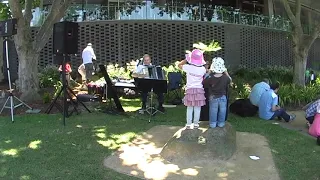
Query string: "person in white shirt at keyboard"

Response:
xmin=82 ymin=43 xmax=96 ymax=82
xmin=132 ymin=54 xmax=165 ymax=114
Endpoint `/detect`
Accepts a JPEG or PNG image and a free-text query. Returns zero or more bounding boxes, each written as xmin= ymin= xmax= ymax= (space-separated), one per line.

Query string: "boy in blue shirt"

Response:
xmin=259 ymin=82 xmax=296 ymax=122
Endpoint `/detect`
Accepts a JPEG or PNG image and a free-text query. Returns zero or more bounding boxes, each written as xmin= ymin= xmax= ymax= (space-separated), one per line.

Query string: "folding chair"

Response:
xmin=167 ymin=72 xmax=183 ymax=105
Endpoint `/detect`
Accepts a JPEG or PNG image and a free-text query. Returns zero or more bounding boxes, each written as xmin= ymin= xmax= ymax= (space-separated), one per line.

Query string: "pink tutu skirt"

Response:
xmin=183 ymin=88 xmax=206 ymax=107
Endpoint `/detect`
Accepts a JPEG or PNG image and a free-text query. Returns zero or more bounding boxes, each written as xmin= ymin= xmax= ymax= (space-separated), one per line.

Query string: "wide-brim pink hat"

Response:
xmin=186 ymin=49 xmax=206 ymax=66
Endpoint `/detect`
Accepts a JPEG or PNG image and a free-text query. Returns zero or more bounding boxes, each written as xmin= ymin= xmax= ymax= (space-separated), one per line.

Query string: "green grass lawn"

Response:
xmin=0 ymin=99 xmax=319 ymax=180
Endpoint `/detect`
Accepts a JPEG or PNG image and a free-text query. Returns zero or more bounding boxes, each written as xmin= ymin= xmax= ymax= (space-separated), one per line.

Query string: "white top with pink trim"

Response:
xmin=182 ymin=64 xmax=206 ymax=90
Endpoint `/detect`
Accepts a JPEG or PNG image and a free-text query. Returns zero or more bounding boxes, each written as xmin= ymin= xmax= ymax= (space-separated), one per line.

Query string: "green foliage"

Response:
xmin=186 ymin=40 xmax=222 ymax=54
xmin=232 ymin=66 xmax=293 ymax=85
xmin=231 ymin=66 xmax=320 ymax=107
xmin=39 ymin=65 xmax=60 ymax=88
xmin=0 ymin=0 xmax=42 ymax=21
xmin=230 ymin=79 xmax=252 ymax=99
xmin=106 ymin=60 xmax=137 ymax=80
xmin=42 ymin=92 xmax=51 ymax=104
xmin=278 ymin=83 xmax=320 ymax=107
xmin=53 ymin=81 xmax=62 ymax=97
xmin=0 ymin=3 xmax=11 ymax=21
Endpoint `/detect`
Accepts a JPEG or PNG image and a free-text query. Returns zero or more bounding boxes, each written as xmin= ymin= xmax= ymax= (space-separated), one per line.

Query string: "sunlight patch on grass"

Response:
xmin=4 ymin=140 xmax=11 ymax=144
xmin=76 ymin=125 xmax=83 ymax=128
xmin=95 ymin=133 xmax=106 ymax=139
xmin=97 ymin=140 xmax=119 ymax=150
xmin=28 ymin=140 xmax=42 ymax=150
xmin=181 ymin=168 xmax=199 ymax=176
xmin=120 ymin=98 xmax=140 ymax=102
xmin=1 ymin=149 xmax=19 ymax=157
xmin=123 ymin=106 xmax=140 ymax=112
xmin=20 ymin=175 xmax=31 ymax=180
xmin=93 ymin=126 xmax=107 ymax=133
xmin=217 ymin=172 xmax=229 ymax=178
xmin=96 ymin=132 xmax=137 ymax=150
xmin=95 ymin=129 xmax=106 ymax=133
xmin=111 ymin=132 xmax=136 ymax=144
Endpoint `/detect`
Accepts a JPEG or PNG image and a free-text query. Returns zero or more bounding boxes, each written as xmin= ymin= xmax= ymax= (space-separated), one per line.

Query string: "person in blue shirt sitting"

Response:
xmin=249 ymin=79 xmax=270 ymax=107
xmin=258 ymin=82 xmax=296 ymax=122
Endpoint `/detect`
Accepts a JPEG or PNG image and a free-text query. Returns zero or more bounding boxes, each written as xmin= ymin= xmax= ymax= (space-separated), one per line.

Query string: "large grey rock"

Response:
xmin=160 ymin=122 xmax=236 ymax=163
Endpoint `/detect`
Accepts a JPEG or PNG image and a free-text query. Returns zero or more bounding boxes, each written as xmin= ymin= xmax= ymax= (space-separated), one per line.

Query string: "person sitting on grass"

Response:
xmin=308 ymin=107 xmax=320 ymax=146
xmin=249 ymin=78 xmax=270 ymax=107
xmin=303 ymin=99 xmax=320 ymax=127
xmin=258 ymin=82 xmax=296 ymax=122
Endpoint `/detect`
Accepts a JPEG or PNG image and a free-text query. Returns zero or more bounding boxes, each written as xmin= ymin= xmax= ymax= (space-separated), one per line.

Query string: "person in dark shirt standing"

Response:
xmin=203 ymin=57 xmax=231 ymax=128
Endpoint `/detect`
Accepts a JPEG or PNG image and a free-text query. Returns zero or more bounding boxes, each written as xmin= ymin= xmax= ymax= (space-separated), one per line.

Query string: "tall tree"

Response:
xmin=8 ymin=0 xmax=73 ymax=101
xmin=281 ymin=0 xmax=320 ymax=86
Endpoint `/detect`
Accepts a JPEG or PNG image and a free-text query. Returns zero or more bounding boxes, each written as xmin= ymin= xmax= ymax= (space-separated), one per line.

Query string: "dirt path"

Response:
xmin=279 ymin=111 xmax=314 ymax=138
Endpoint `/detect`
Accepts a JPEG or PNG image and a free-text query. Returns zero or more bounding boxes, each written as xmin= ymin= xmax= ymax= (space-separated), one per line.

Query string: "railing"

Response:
xmin=31 ymin=5 xmax=292 ymax=32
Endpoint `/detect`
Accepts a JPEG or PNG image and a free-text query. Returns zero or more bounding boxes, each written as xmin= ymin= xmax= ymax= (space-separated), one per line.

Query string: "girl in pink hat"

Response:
xmin=178 ymin=49 xmax=207 ymax=129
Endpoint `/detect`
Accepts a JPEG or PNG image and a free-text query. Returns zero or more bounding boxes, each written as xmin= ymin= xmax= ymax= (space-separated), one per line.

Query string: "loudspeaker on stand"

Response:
xmin=53 ymin=21 xmax=79 ymax=55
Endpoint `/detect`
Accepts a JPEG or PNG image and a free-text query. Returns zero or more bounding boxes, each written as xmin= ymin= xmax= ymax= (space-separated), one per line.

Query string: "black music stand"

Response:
xmin=134 ymin=78 xmax=167 ymax=122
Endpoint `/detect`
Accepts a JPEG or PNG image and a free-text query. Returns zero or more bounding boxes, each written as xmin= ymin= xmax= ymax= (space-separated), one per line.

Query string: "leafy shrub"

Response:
xmin=278 ymin=83 xmax=320 ymax=107
xmin=232 ymin=66 xmax=293 ymax=85
xmin=42 ymin=92 xmax=51 ymax=104
xmin=39 ymin=65 xmax=60 ymax=88
xmin=53 ymin=81 xmax=63 ymax=98
xmin=106 ymin=60 xmax=137 ymax=80
xmin=230 ymin=79 xmax=252 ymax=99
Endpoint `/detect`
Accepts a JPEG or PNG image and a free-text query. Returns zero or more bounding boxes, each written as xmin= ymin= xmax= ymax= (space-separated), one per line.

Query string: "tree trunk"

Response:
xmin=16 ymin=49 xmax=41 ymax=102
xmin=293 ymin=51 xmax=307 ymax=86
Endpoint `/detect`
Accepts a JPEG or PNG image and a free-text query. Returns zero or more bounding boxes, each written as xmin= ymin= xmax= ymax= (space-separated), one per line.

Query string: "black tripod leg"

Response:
xmin=66 ymin=90 xmax=79 ymax=117
xmin=67 ymin=86 xmax=91 ymax=113
xmin=45 ymin=87 xmax=63 ymax=114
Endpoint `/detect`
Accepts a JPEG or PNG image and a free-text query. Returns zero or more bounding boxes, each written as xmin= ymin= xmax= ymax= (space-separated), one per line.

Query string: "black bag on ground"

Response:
xmin=229 ymin=98 xmax=258 ymax=117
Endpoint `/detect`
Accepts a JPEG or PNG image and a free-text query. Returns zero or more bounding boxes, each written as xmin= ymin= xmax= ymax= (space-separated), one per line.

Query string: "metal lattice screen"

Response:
xmin=240 ymin=27 xmax=293 ymax=68
xmin=6 ymin=20 xmax=320 ymax=80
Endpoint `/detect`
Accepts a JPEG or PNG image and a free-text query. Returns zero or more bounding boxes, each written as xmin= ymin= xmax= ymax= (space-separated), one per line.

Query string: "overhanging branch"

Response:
xmin=8 ymin=0 xmax=24 ymax=19
xmin=305 ymin=23 xmax=320 ymax=51
xmin=34 ymin=0 xmax=73 ymax=52
xmin=281 ymin=0 xmax=298 ymax=26
xmin=295 ymin=0 xmax=301 ymax=27
xmin=24 ymin=0 xmax=33 ymax=22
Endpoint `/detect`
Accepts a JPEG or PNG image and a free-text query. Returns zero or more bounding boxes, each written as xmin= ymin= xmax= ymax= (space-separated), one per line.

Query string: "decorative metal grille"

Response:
xmin=240 ymin=27 xmax=293 ymax=68
xmin=5 ymin=20 xmax=320 ymax=81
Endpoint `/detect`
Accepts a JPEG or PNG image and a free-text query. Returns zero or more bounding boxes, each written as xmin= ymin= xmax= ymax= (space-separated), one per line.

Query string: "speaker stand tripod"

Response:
xmin=0 ymin=37 xmax=33 ymax=122
xmin=45 ymin=55 xmax=91 ymax=126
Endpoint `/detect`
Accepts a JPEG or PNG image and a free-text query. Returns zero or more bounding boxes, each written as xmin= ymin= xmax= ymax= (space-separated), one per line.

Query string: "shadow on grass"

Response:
xmin=0 ymin=103 xmax=186 ymax=180
xmin=0 ymin=100 xmax=319 ymax=180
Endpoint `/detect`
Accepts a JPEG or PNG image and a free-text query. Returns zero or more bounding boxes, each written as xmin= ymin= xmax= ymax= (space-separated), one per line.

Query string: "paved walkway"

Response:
xmin=279 ymin=111 xmax=314 ymax=138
